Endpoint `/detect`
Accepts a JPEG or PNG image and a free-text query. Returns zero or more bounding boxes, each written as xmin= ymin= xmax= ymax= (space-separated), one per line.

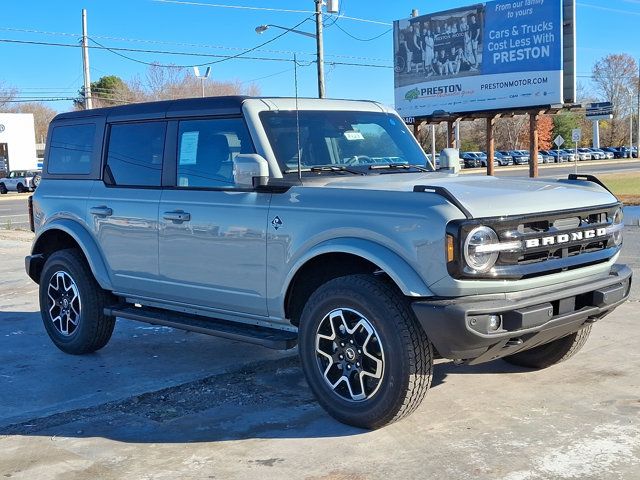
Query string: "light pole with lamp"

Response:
xmin=255 ymin=0 xmax=339 ymax=99
xmin=193 ymin=66 xmax=211 ymax=98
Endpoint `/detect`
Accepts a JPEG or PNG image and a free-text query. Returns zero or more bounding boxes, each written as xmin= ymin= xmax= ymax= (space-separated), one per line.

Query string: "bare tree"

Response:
xmin=132 ymin=63 xmax=260 ymax=102
xmin=592 ymin=54 xmax=638 ymax=145
xmin=495 ymin=115 xmax=529 ymax=150
xmin=13 ymin=102 xmax=57 ymax=143
xmin=0 ymin=81 xmax=18 ymax=111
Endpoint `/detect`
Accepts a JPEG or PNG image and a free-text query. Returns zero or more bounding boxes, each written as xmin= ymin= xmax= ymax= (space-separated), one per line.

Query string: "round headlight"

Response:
xmin=464 ymin=226 xmax=499 ymax=273
xmin=612 ymin=208 xmax=623 ymax=246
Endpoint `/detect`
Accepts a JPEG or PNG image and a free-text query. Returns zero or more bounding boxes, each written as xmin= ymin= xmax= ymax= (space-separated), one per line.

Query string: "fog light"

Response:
xmin=468 ymin=314 xmax=503 ymax=334
xmin=488 ymin=315 xmax=501 ymax=331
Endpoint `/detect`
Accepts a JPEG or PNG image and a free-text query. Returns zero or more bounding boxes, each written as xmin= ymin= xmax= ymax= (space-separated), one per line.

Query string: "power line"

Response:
xmin=334 ymin=23 xmax=392 ymax=42
xmin=153 ymin=0 xmax=315 ymax=14
xmin=0 ymin=26 xmax=388 ymax=62
xmin=0 ymin=37 xmax=392 ymax=69
xmin=88 ymin=15 xmax=315 ymax=68
xmin=152 ymin=0 xmax=392 ymax=25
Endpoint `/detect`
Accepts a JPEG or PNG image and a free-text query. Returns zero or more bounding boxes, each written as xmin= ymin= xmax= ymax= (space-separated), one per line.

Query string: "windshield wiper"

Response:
xmin=284 ymin=165 xmax=364 ymax=175
xmin=369 ymin=163 xmax=430 ymax=172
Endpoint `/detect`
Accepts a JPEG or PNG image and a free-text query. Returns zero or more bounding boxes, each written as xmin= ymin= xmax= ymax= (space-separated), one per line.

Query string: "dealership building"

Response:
xmin=0 ymin=113 xmax=38 ymax=175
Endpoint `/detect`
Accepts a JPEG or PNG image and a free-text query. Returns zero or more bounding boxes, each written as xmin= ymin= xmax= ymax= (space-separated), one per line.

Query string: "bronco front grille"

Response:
xmin=447 ymin=203 xmax=622 ymax=280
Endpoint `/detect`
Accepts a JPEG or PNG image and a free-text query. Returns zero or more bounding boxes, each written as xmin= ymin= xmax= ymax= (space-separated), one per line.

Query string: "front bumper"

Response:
xmin=412 ymin=265 xmax=632 ymax=365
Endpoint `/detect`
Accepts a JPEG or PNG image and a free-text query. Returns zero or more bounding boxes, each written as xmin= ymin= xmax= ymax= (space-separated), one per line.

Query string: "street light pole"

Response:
xmin=193 ymin=66 xmax=211 ymax=98
xmin=315 ymin=0 xmax=325 ymax=98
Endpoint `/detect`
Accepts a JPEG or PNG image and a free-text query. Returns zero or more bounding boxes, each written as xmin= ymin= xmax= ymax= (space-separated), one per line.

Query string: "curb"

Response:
xmin=459 ymin=159 xmax=639 ymax=175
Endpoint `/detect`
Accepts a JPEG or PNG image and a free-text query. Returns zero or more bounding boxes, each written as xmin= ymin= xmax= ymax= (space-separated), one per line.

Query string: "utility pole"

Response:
xmin=81 ymin=9 xmax=92 ymax=110
xmin=315 ymin=0 xmax=325 ymax=98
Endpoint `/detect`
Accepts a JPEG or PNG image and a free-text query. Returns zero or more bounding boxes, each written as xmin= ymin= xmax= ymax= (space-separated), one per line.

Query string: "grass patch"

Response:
xmin=598 ymin=172 xmax=640 ymax=205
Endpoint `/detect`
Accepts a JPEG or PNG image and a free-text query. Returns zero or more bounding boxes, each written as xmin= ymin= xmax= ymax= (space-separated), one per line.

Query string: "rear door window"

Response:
xmin=106 ymin=122 xmax=167 ymax=187
xmin=48 ymin=124 xmax=96 ymax=175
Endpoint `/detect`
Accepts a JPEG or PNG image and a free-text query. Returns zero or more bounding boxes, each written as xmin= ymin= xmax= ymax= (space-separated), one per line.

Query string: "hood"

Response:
xmin=304 ymin=173 xmax=618 ymax=218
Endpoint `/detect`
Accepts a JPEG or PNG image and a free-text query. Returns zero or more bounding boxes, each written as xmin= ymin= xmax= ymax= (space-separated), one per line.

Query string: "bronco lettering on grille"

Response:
xmin=524 ymin=228 xmax=608 ymax=249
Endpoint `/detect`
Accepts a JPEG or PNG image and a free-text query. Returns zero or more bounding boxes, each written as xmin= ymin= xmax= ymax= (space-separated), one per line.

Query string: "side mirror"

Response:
xmin=438 ymin=148 xmax=461 ymax=174
xmin=233 ymin=154 xmax=270 ymax=188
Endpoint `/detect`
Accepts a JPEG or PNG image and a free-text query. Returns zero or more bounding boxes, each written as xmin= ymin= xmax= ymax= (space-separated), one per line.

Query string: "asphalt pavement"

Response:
xmin=0 ymin=194 xmax=29 ymax=230
xmin=0 ymin=227 xmax=638 ymax=479
xmin=463 ymin=159 xmax=640 ymax=178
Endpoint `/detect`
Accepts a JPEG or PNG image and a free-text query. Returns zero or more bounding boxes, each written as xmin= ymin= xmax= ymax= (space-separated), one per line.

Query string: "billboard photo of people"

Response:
xmin=394 ymin=5 xmax=485 ymax=86
xmin=394 ymin=0 xmax=563 ymax=117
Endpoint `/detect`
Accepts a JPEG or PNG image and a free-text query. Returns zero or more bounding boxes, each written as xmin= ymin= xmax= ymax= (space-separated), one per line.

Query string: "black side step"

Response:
xmin=104 ymin=305 xmax=298 ymax=350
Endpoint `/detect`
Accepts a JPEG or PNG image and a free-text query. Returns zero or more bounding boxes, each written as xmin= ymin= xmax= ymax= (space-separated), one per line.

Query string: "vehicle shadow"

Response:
xmin=431 ymin=358 xmax=532 ymax=388
xmin=0 ymin=310 xmax=530 ymax=444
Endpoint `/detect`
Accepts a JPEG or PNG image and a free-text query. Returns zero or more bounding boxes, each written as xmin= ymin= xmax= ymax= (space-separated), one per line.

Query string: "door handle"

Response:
xmin=90 ymin=206 xmax=113 ymax=217
xmin=163 ymin=210 xmax=191 ymax=223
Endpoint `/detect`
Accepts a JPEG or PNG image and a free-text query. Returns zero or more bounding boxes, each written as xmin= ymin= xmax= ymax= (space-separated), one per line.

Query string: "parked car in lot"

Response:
xmin=601 ymin=147 xmax=626 ymax=159
xmin=542 ymin=149 xmax=567 ymax=163
xmin=594 ymin=148 xmax=614 ymax=160
xmin=561 ymin=149 xmax=578 ymax=162
xmin=24 ymin=96 xmax=631 ymax=430
xmin=507 ymin=150 xmax=530 ymax=165
xmin=0 ymin=170 xmax=41 ymax=194
xmin=460 ymin=151 xmax=483 ymax=168
xmin=576 ymin=148 xmax=593 ymax=161
xmin=586 ymin=148 xmax=607 ymax=160
xmin=538 ymin=151 xmax=554 ymax=163
xmin=493 ymin=151 xmax=513 ymax=166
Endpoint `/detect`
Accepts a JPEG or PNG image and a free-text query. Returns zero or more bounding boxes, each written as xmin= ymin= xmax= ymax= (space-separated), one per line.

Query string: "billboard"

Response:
xmin=393 ymin=0 xmax=563 ymax=118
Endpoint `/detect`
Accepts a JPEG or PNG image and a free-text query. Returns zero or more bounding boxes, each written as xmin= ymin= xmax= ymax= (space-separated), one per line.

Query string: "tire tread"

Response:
xmin=39 ymin=248 xmax=115 ymax=355
xmin=300 ymin=274 xmax=432 ymax=429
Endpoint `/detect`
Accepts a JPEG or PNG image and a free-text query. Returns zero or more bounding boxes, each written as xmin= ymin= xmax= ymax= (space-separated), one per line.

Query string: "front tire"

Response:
xmin=0 ymin=183 xmax=7 ymax=194
xmin=502 ymin=325 xmax=592 ymax=369
xmin=299 ymin=274 xmax=433 ymax=429
xmin=39 ymin=249 xmax=116 ymax=355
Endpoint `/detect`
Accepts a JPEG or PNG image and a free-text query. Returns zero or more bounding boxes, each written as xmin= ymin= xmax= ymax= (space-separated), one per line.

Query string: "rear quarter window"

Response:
xmin=47 ymin=124 xmax=96 ymax=175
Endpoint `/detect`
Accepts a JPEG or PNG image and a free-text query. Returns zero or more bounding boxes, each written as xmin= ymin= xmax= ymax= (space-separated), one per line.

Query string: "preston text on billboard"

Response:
xmin=393 ymin=0 xmax=563 ymax=117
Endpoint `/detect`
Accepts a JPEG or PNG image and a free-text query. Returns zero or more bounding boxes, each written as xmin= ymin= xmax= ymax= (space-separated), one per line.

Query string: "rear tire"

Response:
xmin=16 ymin=183 xmax=25 ymax=193
xmin=298 ymin=274 xmax=433 ymax=429
xmin=39 ymin=249 xmax=116 ymax=355
xmin=502 ymin=325 xmax=592 ymax=369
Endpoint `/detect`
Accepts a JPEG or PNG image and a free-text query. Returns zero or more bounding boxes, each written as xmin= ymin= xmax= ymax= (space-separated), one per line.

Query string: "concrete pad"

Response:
xmin=0 ymin=233 xmax=291 ymax=428
xmin=0 ymin=229 xmax=638 ymax=479
xmin=625 ymin=206 xmax=640 ymax=227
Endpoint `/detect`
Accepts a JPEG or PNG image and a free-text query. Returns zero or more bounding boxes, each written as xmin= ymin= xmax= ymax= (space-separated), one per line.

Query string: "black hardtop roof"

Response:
xmin=53 ymin=95 xmax=250 ymax=123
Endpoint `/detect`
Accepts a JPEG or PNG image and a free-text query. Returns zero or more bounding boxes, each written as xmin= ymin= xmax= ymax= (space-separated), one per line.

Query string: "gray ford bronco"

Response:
xmin=25 ymin=96 xmax=631 ymax=429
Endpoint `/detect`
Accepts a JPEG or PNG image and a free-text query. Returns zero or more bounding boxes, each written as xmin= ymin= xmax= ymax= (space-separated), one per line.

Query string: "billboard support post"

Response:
xmin=431 ymin=125 xmax=437 ymax=166
xmin=486 ymin=116 xmax=496 ymax=176
xmin=529 ymin=112 xmax=539 ymax=178
xmin=447 ymin=120 xmax=455 ymax=149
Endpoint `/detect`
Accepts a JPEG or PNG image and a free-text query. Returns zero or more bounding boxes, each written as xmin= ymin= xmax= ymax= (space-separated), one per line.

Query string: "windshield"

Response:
xmin=260 ymin=110 xmax=430 ymax=173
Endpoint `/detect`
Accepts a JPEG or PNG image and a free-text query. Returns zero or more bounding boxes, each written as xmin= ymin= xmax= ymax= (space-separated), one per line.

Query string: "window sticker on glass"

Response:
xmin=179 ymin=131 xmax=199 ymax=165
xmin=343 ymin=130 xmax=364 ymax=141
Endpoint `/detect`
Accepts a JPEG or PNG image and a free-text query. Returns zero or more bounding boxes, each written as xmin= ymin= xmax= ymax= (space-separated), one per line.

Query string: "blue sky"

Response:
xmin=1 ymin=0 xmax=639 ymax=112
